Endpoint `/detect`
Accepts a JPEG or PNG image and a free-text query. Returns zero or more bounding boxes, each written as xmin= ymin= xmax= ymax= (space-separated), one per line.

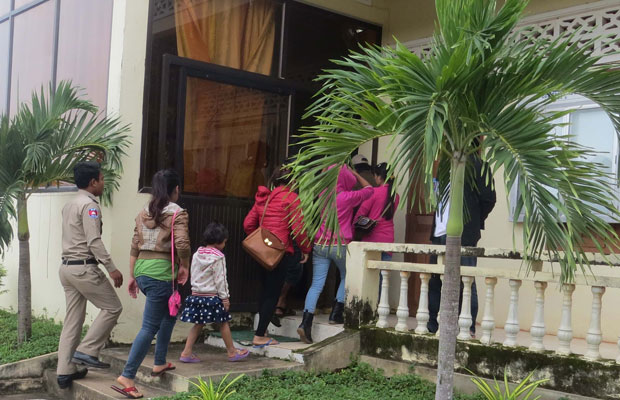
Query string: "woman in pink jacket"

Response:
xmin=297 ymin=165 xmax=373 ymax=343
xmin=244 ymin=166 xmax=312 ymax=348
xmin=355 ymin=162 xmax=400 ymax=262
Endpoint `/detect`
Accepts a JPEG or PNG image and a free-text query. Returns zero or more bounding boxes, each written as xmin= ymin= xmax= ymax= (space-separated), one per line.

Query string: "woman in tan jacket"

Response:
xmin=113 ymin=169 xmax=190 ymax=399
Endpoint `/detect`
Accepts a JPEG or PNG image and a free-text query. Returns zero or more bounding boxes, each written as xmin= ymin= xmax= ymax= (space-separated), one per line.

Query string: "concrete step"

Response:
xmin=100 ymin=343 xmax=303 ymax=393
xmin=43 ymin=368 xmax=174 ymax=400
xmin=205 ymin=334 xmax=309 ymax=363
xmin=206 ymin=313 xmax=345 ymax=364
xmin=253 ymin=313 xmax=344 ymax=343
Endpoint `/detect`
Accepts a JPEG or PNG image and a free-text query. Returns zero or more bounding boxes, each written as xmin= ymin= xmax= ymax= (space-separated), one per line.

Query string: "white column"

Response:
xmin=529 ymin=281 xmax=547 ymax=352
xmin=395 ymin=271 xmax=411 ymax=332
xmin=415 ymin=273 xmax=431 ymax=334
xmin=458 ymin=276 xmax=474 ymax=340
xmin=585 ymin=286 xmax=606 ymax=360
xmin=556 ymin=283 xmax=575 ymax=356
xmin=503 ymin=279 xmax=522 ymax=347
xmin=376 ymin=270 xmax=390 ymax=328
xmin=480 ymin=277 xmax=497 ymax=345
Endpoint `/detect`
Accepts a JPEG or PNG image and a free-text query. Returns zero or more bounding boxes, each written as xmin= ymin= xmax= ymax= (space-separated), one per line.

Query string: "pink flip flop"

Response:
xmin=228 ymin=349 xmax=250 ymax=362
xmin=179 ymin=354 xmax=201 ymax=363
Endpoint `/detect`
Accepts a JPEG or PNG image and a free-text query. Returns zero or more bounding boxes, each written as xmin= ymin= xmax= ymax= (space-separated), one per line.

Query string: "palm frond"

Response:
xmin=289 ymin=0 xmax=620 ymax=283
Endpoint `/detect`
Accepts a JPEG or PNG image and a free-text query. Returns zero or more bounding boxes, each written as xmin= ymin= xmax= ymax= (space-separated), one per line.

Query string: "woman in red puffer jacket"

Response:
xmin=243 ymin=166 xmax=311 ymax=348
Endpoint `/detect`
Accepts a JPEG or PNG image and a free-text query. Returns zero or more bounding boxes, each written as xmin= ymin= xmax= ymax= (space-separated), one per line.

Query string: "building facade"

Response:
xmin=1 ymin=0 xmax=619 ymax=343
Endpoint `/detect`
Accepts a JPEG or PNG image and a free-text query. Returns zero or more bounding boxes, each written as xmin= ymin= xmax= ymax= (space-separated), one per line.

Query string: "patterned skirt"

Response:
xmin=180 ymin=295 xmax=232 ymax=324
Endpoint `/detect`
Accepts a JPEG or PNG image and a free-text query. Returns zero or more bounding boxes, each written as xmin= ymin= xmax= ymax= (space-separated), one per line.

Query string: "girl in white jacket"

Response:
xmin=179 ymin=222 xmax=249 ymax=362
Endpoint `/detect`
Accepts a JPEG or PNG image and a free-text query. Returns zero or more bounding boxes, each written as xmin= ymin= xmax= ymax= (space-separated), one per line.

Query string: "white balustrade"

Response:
xmin=480 ymin=277 xmax=497 ymax=345
xmin=529 ymin=281 xmax=547 ymax=352
xmin=376 ymin=270 xmax=390 ymax=329
xmin=585 ymin=286 xmax=606 ymax=360
xmin=556 ymin=283 xmax=575 ymax=355
xmin=503 ymin=279 xmax=522 ymax=347
xmin=349 ymin=242 xmax=620 ymax=363
xmin=395 ymin=271 xmax=411 ymax=332
xmin=458 ymin=276 xmax=474 ymax=340
xmin=415 ymin=273 xmax=431 ymax=334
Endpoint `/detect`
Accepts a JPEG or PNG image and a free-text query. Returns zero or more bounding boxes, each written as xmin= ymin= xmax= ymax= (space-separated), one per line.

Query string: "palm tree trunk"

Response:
xmin=17 ymin=194 xmax=31 ymax=344
xmin=435 ymin=154 xmax=466 ymax=400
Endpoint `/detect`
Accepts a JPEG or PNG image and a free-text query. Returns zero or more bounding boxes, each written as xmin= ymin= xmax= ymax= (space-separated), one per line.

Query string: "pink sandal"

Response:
xmin=228 ymin=349 xmax=249 ymax=362
xmin=179 ymin=354 xmax=201 ymax=363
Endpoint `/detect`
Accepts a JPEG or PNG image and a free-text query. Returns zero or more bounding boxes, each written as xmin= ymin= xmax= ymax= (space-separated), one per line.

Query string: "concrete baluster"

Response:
xmin=395 ymin=271 xmax=411 ymax=332
xmin=556 ymin=283 xmax=575 ymax=355
xmin=376 ymin=270 xmax=390 ymax=328
xmin=415 ymin=273 xmax=431 ymax=334
xmin=503 ymin=279 xmax=522 ymax=347
xmin=585 ymin=286 xmax=606 ymax=360
xmin=480 ymin=277 xmax=497 ymax=345
xmin=529 ymin=281 xmax=547 ymax=352
xmin=458 ymin=276 xmax=474 ymax=340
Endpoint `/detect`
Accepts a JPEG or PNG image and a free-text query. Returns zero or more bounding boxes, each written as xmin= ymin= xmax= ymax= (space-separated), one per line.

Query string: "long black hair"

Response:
xmin=149 ymin=169 xmax=181 ymax=226
xmin=374 ymin=163 xmax=396 ymax=220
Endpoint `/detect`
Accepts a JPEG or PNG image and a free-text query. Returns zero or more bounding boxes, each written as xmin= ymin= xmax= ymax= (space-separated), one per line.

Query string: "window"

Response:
xmin=0 ymin=0 xmax=113 ymax=117
xmin=509 ymin=95 xmax=619 ymax=222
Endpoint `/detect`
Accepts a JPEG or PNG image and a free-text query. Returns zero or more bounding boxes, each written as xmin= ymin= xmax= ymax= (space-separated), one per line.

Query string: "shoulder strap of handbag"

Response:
xmin=171 ymin=209 xmax=179 ymax=290
xmin=259 ymin=191 xmax=275 ymax=226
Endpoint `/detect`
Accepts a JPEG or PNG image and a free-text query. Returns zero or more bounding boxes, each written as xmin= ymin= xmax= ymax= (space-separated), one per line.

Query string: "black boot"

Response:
xmin=329 ymin=301 xmax=344 ymax=325
xmin=297 ymin=311 xmax=314 ymax=344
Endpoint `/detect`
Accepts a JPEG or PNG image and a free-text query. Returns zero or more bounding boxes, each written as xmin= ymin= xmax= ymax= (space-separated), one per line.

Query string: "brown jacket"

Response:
xmin=130 ymin=202 xmax=191 ymax=263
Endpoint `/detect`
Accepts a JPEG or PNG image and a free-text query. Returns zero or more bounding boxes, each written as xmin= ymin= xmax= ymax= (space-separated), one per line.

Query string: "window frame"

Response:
xmin=509 ymin=94 xmax=620 ymax=223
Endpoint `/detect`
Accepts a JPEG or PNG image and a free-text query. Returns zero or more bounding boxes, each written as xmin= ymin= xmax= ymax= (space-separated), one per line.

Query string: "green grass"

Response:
xmin=0 ymin=308 xmax=83 ymax=364
xmin=155 ymin=362 xmax=484 ymax=400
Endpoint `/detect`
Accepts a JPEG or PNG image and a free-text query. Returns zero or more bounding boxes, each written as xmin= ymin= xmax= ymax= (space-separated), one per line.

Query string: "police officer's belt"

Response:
xmin=62 ymin=258 xmax=97 ymax=265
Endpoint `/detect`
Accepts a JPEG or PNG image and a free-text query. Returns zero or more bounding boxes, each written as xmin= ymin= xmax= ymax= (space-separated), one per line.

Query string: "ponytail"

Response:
xmin=149 ymin=169 xmax=181 ymax=226
xmin=374 ymin=163 xmax=396 ymax=220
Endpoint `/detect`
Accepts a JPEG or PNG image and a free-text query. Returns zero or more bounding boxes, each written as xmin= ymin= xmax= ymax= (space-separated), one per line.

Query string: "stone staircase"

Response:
xmin=43 ymin=343 xmax=304 ymax=400
xmin=6 ymin=313 xmax=349 ymax=399
xmin=205 ymin=313 xmax=345 ymax=364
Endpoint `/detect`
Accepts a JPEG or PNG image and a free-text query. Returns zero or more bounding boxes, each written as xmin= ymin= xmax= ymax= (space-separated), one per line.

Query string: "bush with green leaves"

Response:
xmin=470 ymin=370 xmax=549 ymax=400
xmin=188 ymin=374 xmax=245 ymax=400
xmin=154 ymin=362 xmax=484 ymax=400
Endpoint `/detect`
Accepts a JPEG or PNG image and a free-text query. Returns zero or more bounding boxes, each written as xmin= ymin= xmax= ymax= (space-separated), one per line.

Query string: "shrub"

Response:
xmin=470 ymin=370 xmax=549 ymax=400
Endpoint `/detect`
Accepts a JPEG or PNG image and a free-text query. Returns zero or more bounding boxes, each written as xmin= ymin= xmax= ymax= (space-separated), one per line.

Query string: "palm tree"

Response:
xmin=0 ymin=81 xmax=130 ymax=344
xmin=288 ymin=0 xmax=620 ymax=398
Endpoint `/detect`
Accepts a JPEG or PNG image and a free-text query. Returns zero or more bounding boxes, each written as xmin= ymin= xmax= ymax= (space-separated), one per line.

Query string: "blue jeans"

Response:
xmin=122 ymin=276 xmax=176 ymax=379
xmin=304 ymin=244 xmax=347 ymax=313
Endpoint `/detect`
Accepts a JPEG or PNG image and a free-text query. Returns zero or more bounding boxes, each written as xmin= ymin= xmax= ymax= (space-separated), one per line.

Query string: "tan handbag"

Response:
xmin=242 ymin=193 xmax=286 ymax=270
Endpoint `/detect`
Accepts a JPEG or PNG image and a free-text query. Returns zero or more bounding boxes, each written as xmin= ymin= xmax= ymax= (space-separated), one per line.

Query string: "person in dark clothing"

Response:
xmin=427 ymin=158 xmax=496 ymax=335
xmin=352 ymin=154 xmax=377 ymax=190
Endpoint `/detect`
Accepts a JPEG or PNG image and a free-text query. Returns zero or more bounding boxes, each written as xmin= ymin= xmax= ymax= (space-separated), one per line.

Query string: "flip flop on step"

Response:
xmin=228 ymin=349 xmax=250 ymax=362
xmin=150 ymin=362 xmax=175 ymax=377
xmin=252 ymin=338 xmax=279 ymax=348
xmin=179 ymin=354 xmax=201 ymax=363
xmin=111 ymin=385 xmax=143 ymax=399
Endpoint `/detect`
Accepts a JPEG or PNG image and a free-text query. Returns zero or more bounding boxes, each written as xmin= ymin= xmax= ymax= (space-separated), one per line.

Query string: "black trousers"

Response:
xmin=255 ymin=252 xmax=298 ymax=337
xmin=427 ymin=235 xmax=479 ymax=334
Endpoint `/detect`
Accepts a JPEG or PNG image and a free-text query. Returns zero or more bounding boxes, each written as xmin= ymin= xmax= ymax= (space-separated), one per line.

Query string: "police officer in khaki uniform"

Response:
xmin=56 ymin=161 xmax=123 ymax=389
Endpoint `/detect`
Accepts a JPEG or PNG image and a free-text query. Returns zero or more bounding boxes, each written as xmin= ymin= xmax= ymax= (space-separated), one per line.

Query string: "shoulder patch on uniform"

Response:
xmin=88 ymin=208 xmax=99 ymax=218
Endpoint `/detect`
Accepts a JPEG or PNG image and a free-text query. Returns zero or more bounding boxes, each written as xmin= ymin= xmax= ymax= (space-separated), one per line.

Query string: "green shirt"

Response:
xmin=134 ymin=259 xmax=177 ymax=282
